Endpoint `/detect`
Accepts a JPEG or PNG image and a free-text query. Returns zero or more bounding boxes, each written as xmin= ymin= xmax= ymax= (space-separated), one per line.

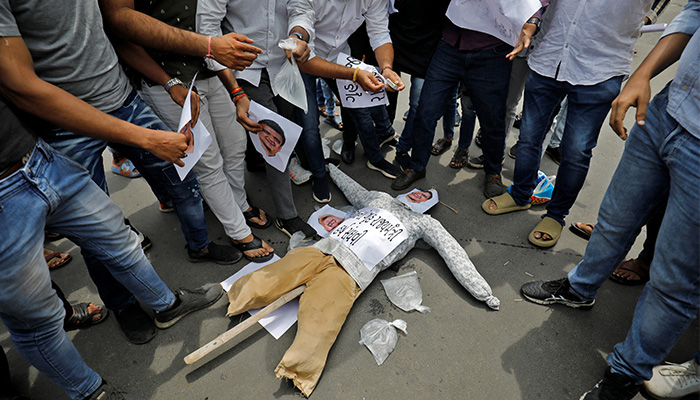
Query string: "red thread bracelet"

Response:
xmin=206 ymin=36 xmax=213 ymax=59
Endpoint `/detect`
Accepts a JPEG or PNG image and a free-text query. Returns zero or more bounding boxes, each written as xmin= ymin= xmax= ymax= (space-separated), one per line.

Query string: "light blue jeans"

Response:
xmin=567 ymin=85 xmax=699 ymax=382
xmin=0 ymin=139 xmax=176 ymax=399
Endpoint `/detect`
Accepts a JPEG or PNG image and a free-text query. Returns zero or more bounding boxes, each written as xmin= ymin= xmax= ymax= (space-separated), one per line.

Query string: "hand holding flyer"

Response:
xmin=336 ymin=53 xmax=390 ymax=109
xmin=246 ymin=100 xmax=302 ymax=172
xmin=174 ymin=74 xmax=213 ymax=180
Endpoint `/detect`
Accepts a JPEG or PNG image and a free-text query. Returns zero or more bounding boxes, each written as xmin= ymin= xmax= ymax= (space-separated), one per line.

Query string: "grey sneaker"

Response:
xmin=155 ymin=284 xmax=224 ymax=329
xmin=288 ymin=156 xmax=312 ymax=185
xmin=467 ymin=154 xmax=506 ymax=169
xmin=644 ymin=359 xmax=700 ymax=399
xmin=521 ymin=277 xmax=595 ymax=310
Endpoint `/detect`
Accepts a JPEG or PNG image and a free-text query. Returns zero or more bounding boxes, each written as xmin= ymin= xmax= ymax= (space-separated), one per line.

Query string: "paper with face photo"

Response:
xmin=445 ymin=0 xmax=540 ymax=46
xmin=175 ymin=74 xmax=213 ymax=180
xmin=307 ymin=205 xmax=349 ymax=237
xmin=396 ymin=189 xmax=439 ymax=214
xmin=220 ymin=255 xmax=299 ymax=340
xmin=247 ymin=100 xmax=302 ymax=173
xmin=336 ymin=53 xmax=389 ymax=109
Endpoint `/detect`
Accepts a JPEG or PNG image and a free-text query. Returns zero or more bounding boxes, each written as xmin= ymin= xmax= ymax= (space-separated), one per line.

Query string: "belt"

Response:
xmin=0 ymin=151 xmax=32 ymax=180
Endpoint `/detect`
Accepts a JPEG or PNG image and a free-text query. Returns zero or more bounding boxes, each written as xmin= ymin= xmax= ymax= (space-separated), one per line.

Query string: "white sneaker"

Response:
xmin=644 ymin=359 xmax=700 ymax=399
xmin=288 ymin=156 xmax=311 ymax=185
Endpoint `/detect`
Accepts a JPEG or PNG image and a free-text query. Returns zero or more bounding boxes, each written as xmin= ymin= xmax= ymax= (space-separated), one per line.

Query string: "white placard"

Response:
xmin=445 ymin=0 xmax=540 ymax=47
xmin=175 ymin=74 xmax=213 ymax=180
xmin=396 ymin=189 xmax=439 ymax=214
xmin=247 ymin=100 xmax=302 ymax=173
xmin=220 ymin=255 xmax=299 ymax=340
xmin=307 ymin=205 xmax=350 ymax=237
xmin=336 ymin=53 xmax=389 ymax=109
xmin=328 ymin=207 xmax=408 ymax=271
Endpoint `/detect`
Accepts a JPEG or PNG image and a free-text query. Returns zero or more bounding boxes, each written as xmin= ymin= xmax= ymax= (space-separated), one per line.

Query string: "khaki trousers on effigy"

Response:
xmin=227 ymin=247 xmax=361 ymax=397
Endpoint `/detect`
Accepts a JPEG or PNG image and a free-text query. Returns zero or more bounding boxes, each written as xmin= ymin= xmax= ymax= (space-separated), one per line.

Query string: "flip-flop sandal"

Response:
xmin=232 ymin=235 xmax=274 ymax=263
xmin=609 ymin=258 xmax=650 ymax=286
xmin=45 ymin=230 xmax=64 ymax=241
xmin=65 ymin=302 xmax=109 ymax=331
xmin=44 ymin=250 xmax=72 ymax=271
xmin=482 ymin=192 xmax=531 ymax=215
xmin=243 ymin=206 xmax=271 ymax=229
xmin=528 ymin=216 xmax=563 ymax=248
xmin=569 ymin=222 xmax=595 ymax=240
xmin=431 ymin=138 xmax=453 ymax=156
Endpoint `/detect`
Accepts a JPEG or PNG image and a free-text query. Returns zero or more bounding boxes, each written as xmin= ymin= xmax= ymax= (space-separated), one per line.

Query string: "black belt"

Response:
xmin=0 ymin=151 xmax=32 ymax=180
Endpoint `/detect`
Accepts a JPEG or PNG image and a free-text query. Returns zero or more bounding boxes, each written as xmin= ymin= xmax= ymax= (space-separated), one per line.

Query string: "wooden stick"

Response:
xmin=184 ymin=285 xmax=306 ymax=365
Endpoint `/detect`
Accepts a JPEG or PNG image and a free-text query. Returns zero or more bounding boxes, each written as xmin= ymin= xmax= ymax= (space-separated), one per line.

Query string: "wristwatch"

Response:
xmin=163 ymin=77 xmax=185 ymax=92
xmin=526 ymin=17 xmax=541 ymax=35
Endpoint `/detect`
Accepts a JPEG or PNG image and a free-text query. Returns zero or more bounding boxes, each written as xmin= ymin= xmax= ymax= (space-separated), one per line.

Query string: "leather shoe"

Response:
xmin=340 ymin=142 xmax=355 ymax=164
xmin=391 ymin=168 xmax=426 ymax=190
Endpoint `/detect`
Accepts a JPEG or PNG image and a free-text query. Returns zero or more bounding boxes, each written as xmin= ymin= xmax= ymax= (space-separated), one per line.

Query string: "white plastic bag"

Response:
xmin=380 ymin=271 xmax=432 ymax=313
xmin=359 ymin=319 xmax=407 ymax=366
xmin=287 ymin=231 xmax=317 ymax=252
xmin=273 ymin=38 xmax=308 ymax=113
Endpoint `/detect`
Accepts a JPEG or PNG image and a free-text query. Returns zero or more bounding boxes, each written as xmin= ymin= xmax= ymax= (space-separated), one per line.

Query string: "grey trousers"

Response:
xmin=238 ymin=69 xmax=298 ymax=220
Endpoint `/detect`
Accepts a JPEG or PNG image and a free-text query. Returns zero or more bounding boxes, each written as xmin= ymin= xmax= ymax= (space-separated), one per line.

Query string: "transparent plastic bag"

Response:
xmin=287 ymin=231 xmax=317 ymax=252
xmin=359 ymin=319 xmax=407 ymax=366
xmin=380 ymin=271 xmax=432 ymax=313
xmin=273 ymin=38 xmax=308 ymax=113
xmin=531 ymin=171 xmax=556 ymax=205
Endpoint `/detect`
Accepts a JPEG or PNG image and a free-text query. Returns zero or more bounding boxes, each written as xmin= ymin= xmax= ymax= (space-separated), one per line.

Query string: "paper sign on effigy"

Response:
xmin=336 ymin=53 xmax=389 ymax=109
xmin=175 ymin=74 xmax=213 ymax=180
xmin=328 ymin=207 xmax=409 ymax=271
xmin=445 ymin=0 xmax=541 ymax=46
xmin=220 ymin=255 xmax=299 ymax=340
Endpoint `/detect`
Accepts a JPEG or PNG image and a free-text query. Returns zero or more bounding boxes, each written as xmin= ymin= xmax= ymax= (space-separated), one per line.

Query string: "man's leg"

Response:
xmin=139 ymin=78 xmax=252 ymax=241
xmin=461 ymin=44 xmax=512 ymax=177
xmin=509 ymin=72 xmax=567 ymax=206
xmin=407 ymin=40 xmax=464 ymax=172
xmin=298 ymin=72 xmax=329 ymax=180
xmin=107 ymin=92 xmax=211 ymax=252
xmin=504 ymin=56 xmax=530 ymax=143
xmin=239 ymin=72 xmax=299 ymax=220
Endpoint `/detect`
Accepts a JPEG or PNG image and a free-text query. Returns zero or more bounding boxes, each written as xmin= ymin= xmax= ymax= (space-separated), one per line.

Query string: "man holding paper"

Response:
xmin=101 ymin=0 xmax=276 ymax=263
xmin=197 ymin=0 xmax=319 ymax=240
xmin=296 ymin=0 xmax=407 ymax=199
xmin=0 ymin=0 xmax=241 ymax=344
xmin=392 ymin=0 xmax=545 ymax=196
xmin=483 ymin=0 xmax=654 ymax=248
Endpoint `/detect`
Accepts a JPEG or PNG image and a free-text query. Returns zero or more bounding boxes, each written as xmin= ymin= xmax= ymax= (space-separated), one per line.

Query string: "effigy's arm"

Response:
xmin=420 ymin=217 xmax=500 ymax=310
xmin=328 ymin=164 xmax=373 ymax=208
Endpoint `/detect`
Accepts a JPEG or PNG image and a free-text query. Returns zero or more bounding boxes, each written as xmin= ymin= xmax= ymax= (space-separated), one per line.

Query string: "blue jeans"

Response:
xmin=298 ymin=72 xmax=334 ymax=179
xmin=397 ymin=39 xmax=512 ymax=174
xmin=302 ymin=73 xmax=393 ymax=165
xmin=566 ymin=85 xmax=699 ymax=383
xmin=316 ymin=78 xmax=335 ymax=116
xmin=511 ymin=72 xmax=623 ymax=223
xmin=0 ymin=140 xmax=175 ymax=399
xmin=44 ymin=91 xmax=209 ymax=310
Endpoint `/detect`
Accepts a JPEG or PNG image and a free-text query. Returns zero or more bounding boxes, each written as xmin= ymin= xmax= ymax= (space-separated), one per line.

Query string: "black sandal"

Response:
xmin=431 ymin=138 xmax=452 ymax=155
xmin=243 ymin=206 xmax=271 ymax=229
xmin=65 ymin=302 xmax=109 ymax=331
xmin=232 ymin=235 xmax=274 ymax=263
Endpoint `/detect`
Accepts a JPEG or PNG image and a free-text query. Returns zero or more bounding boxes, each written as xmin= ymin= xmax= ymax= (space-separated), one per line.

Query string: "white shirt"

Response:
xmin=528 ymin=0 xmax=652 ymax=86
xmin=309 ymin=0 xmax=392 ymax=63
xmin=196 ymin=0 xmax=314 ymax=93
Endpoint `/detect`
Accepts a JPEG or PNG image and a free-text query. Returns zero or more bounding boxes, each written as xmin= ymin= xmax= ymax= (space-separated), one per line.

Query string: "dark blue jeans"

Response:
xmin=44 ymin=91 xmax=210 ymax=310
xmin=396 ymin=39 xmax=512 ymax=174
xmin=511 ymin=72 xmax=623 ymax=223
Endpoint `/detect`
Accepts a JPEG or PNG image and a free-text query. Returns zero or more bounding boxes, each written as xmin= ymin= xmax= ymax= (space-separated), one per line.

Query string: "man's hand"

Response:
xmin=235 ymin=96 xmax=261 ymax=132
xmin=168 ymin=85 xmax=201 ymax=125
xmin=506 ymin=22 xmax=537 ymax=60
xmin=144 ymin=130 xmax=190 ymax=166
xmin=382 ymin=68 xmax=405 ymax=92
xmin=285 ymin=37 xmax=310 ymax=65
xmin=356 ymin=70 xmax=384 ymax=93
xmin=609 ymin=75 xmax=651 ymax=140
xmin=210 ymin=33 xmax=262 ymax=71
